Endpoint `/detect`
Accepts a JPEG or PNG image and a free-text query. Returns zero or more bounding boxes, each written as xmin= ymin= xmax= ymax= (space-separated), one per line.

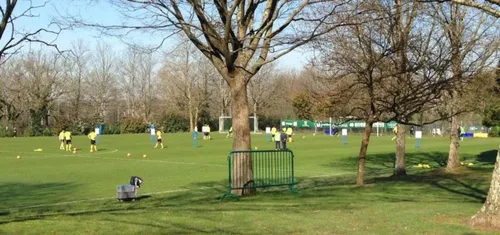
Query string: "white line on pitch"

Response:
xmin=4 ymin=186 xmax=222 ymax=210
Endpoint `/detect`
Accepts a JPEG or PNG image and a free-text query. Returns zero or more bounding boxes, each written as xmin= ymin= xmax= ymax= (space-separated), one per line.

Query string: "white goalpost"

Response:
xmin=219 ymin=116 xmax=259 ymax=134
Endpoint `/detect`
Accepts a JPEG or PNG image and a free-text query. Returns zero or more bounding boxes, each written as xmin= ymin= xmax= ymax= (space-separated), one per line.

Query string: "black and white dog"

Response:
xmin=130 ymin=176 xmax=143 ymax=188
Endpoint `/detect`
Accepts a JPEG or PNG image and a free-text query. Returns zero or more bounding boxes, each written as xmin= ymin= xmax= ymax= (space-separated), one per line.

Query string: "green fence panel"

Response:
xmin=221 ymin=150 xmax=298 ymax=201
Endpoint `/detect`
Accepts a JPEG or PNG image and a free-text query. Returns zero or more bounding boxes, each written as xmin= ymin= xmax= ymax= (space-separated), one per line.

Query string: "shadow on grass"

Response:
xmin=476 ymin=149 xmax=498 ymax=163
xmin=0 ymin=182 xmax=79 ymax=210
xmin=1 ymin=150 xmax=496 ymax=230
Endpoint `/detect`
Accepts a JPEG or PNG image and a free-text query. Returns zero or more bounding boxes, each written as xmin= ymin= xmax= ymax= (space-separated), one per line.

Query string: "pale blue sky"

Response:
xmin=6 ymin=0 xmax=309 ymax=69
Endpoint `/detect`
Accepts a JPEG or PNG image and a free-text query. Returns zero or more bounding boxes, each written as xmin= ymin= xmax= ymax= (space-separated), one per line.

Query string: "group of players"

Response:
xmin=270 ymin=126 xmax=294 ymax=150
xmin=58 ymin=128 xmax=97 ymax=152
xmin=57 ymin=127 xmax=167 ymax=152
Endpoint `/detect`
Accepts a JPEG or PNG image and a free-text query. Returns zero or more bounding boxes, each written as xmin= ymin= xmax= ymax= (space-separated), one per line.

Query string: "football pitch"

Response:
xmin=0 ymin=133 xmax=499 ymax=234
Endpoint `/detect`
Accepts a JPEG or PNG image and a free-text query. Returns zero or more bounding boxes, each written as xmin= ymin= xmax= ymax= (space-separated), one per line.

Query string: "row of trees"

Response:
xmin=0 ymin=40 xmax=309 ymax=136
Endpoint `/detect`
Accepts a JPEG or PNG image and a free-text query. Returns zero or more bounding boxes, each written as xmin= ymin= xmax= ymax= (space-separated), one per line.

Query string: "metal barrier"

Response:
xmin=221 ymin=150 xmax=298 ymax=201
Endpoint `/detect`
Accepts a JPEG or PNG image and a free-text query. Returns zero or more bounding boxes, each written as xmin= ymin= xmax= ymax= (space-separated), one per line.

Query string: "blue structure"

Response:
xmin=415 ymin=138 xmax=421 ymax=149
xmin=192 ymin=130 xmax=198 ymax=148
xmin=150 ymin=124 xmax=155 ymax=145
xmin=341 ymin=135 xmax=347 ymax=145
xmin=96 ymin=124 xmax=103 ymax=144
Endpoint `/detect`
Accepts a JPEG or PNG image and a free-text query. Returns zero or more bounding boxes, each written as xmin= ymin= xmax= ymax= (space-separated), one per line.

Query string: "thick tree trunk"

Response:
xmin=394 ymin=124 xmax=406 ymax=176
xmin=230 ymin=72 xmax=253 ymax=196
xmin=356 ymin=121 xmax=374 ymax=186
xmin=470 ymin=147 xmax=500 ymax=228
xmin=446 ymin=116 xmax=461 ymax=171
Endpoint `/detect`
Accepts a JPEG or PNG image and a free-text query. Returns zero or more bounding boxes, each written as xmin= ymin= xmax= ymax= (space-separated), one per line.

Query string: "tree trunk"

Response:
xmin=230 ymin=72 xmax=253 ymax=196
xmin=470 ymin=147 xmax=500 ymax=228
xmin=446 ymin=116 xmax=460 ymax=171
xmin=356 ymin=121 xmax=374 ymax=186
xmin=394 ymin=124 xmax=406 ymax=176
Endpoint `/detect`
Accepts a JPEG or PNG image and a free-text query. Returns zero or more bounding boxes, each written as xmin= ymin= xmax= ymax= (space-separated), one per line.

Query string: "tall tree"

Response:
xmin=14 ymin=52 xmax=66 ymax=134
xmin=67 ymin=40 xmax=90 ymax=122
xmin=87 ymin=43 xmax=118 ymax=123
xmin=432 ymin=2 xmax=498 ymax=171
xmin=158 ymin=42 xmax=203 ymax=132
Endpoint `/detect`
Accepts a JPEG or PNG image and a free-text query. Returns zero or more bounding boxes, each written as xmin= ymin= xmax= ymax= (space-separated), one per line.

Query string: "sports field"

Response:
xmin=0 ymin=133 xmax=499 ymax=234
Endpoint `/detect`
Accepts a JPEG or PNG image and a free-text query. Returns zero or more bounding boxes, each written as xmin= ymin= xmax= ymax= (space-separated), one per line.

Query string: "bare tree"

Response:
xmin=86 ymin=43 xmax=118 ymax=123
xmin=0 ymin=0 xmax=62 ymax=63
xmin=11 ymin=51 xmax=66 ymax=134
xmin=158 ymin=42 xmax=203 ymax=132
xmin=421 ymin=0 xmax=500 ymax=17
xmin=248 ymin=63 xmax=277 ymax=132
xmin=119 ymin=46 xmax=157 ymax=123
xmin=67 ymin=40 xmax=90 ymax=122
xmin=431 ymin=3 xmax=498 ymax=171
xmin=310 ymin=1 xmax=468 ymax=185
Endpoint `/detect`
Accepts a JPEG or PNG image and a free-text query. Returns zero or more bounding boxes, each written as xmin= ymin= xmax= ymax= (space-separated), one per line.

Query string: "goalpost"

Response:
xmin=219 ymin=116 xmax=259 ymax=134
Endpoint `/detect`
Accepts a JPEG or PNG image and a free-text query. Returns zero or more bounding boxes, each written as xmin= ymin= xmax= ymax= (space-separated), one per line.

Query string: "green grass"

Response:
xmin=0 ymin=133 xmax=499 ymax=234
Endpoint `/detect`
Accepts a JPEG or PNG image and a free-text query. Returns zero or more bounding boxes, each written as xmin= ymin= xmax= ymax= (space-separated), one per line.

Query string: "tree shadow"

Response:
xmin=0 ymin=182 xmax=79 ymax=210
xmin=476 ymin=149 xmax=498 ymax=164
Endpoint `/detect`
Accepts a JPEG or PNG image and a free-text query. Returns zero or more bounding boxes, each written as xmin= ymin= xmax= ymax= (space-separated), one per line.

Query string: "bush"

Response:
xmin=103 ymin=123 xmax=121 ymax=135
xmin=42 ymin=128 xmax=52 ymax=136
xmin=163 ymin=113 xmax=189 ymax=133
xmin=120 ymin=118 xmax=146 ymax=134
xmin=489 ymin=126 xmax=500 ymax=137
xmin=0 ymin=124 xmax=13 ymax=137
xmin=258 ymin=116 xmax=281 ymax=131
xmin=23 ymin=127 xmax=35 ymax=137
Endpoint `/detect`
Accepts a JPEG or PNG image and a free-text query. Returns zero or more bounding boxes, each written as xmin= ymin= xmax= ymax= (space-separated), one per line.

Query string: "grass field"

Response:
xmin=0 ymin=133 xmax=499 ymax=234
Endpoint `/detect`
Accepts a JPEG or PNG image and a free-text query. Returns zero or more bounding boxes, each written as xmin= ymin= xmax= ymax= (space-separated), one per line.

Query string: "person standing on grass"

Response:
xmin=88 ymin=129 xmax=98 ymax=152
xmin=391 ymin=125 xmax=398 ymax=141
xmin=459 ymin=126 xmax=465 ymax=141
xmin=409 ymin=126 xmax=414 ymax=138
xmin=226 ymin=126 xmax=233 ymax=138
xmin=59 ymin=129 xmax=66 ymax=150
xmin=274 ymin=129 xmax=281 ymax=150
xmin=154 ymin=128 xmax=164 ymax=149
xmin=271 ymin=126 xmax=277 ymax=142
xmin=64 ymin=130 xmax=72 ymax=152
xmin=286 ymin=125 xmax=293 ymax=143
xmin=280 ymin=131 xmax=288 ymax=150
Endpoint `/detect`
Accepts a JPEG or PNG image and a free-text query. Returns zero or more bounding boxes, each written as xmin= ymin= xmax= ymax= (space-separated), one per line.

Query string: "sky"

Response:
xmin=4 ymin=0 xmax=310 ymax=69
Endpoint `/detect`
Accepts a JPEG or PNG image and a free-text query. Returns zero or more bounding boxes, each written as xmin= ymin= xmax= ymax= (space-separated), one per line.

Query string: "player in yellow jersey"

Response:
xmin=59 ymin=129 xmax=66 ymax=150
xmin=226 ymin=126 xmax=232 ymax=138
xmin=391 ymin=125 xmax=398 ymax=141
xmin=270 ymin=126 xmax=277 ymax=142
xmin=88 ymin=130 xmax=98 ymax=152
xmin=286 ymin=126 xmax=293 ymax=143
xmin=154 ymin=129 xmax=164 ymax=149
xmin=64 ymin=130 xmax=72 ymax=151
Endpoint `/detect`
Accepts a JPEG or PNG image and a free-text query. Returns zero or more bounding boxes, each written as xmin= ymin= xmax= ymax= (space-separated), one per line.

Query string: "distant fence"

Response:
xmin=221 ymin=150 xmax=298 ymax=201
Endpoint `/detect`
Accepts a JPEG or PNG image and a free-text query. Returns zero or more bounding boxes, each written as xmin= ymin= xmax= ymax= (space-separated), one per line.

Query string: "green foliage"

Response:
xmin=258 ymin=116 xmax=281 ymax=130
xmin=22 ymin=127 xmax=35 ymax=137
xmin=163 ymin=113 xmax=189 ymax=133
xmin=292 ymin=93 xmax=313 ymax=120
xmin=489 ymin=126 xmax=500 ymax=137
xmin=482 ymin=104 xmax=500 ymax=127
xmin=197 ymin=106 xmax=216 ymax=130
xmin=103 ymin=123 xmax=121 ymax=135
xmin=120 ymin=118 xmax=147 ymax=134
xmin=42 ymin=128 xmax=52 ymax=136
xmin=0 ymin=123 xmax=14 ymax=137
